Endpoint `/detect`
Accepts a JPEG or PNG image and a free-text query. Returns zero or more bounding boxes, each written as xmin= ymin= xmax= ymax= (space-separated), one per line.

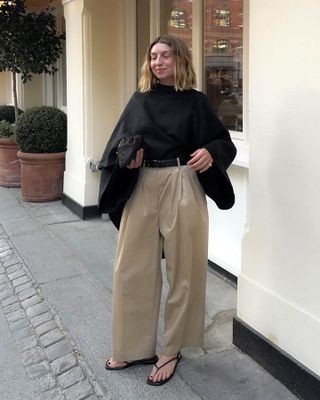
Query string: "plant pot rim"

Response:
xmin=17 ymin=151 xmax=66 ymax=160
xmin=0 ymin=138 xmax=18 ymax=146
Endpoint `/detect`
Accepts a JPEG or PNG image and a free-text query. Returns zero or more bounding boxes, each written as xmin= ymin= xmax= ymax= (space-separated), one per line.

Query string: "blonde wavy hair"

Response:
xmin=138 ymin=35 xmax=196 ymax=92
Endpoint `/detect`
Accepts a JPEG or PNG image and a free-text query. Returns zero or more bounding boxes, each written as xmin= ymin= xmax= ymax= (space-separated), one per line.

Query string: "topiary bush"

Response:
xmin=15 ymin=106 xmax=67 ymax=153
xmin=0 ymin=120 xmax=15 ymax=141
xmin=0 ymin=105 xmax=23 ymax=123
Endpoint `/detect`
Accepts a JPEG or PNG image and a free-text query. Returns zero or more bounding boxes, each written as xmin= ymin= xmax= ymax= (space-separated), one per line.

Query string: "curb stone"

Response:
xmin=0 ymin=224 xmax=107 ymax=400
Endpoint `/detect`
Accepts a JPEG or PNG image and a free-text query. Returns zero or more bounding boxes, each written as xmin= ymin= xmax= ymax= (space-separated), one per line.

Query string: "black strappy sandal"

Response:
xmin=146 ymin=352 xmax=182 ymax=386
xmin=105 ymin=355 xmax=158 ymax=371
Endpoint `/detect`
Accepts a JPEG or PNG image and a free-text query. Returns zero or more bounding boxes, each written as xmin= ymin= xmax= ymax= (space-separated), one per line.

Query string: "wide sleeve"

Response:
xmin=98 ymin=93 xmax=142 ymax=169
xmin=98 ymin=93 xmax=141 ymax=225
xmin=193 ymin=92 xmax=237 ymax=173
xmin=193 ymin=92 xmax=237 ymax=209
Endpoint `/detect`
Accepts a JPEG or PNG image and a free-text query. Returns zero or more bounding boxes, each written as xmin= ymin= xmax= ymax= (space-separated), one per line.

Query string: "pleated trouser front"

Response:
xmin=111 ymin=165 xmax=209 ymax=362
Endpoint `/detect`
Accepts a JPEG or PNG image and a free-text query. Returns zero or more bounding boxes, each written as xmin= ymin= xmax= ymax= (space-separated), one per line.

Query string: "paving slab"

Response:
xmin=0 ymin=188 xmax=28 ymax=222
xmin=47 ymin=219 xmax=117 ymax=293
xmin=3 ymin=218 xmax=85 ymax=284
xmin=180 ymin=348 xmax=298 ymax=400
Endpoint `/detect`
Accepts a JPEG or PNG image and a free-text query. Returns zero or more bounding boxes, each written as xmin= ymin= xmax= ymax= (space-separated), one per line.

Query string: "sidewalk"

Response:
xmin=0 ymin=186 xmax=298 ymax=400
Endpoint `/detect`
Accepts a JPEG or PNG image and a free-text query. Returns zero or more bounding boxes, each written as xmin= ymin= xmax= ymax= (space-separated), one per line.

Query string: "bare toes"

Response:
xmin=107 ymin=358 xmax=126 ymax=368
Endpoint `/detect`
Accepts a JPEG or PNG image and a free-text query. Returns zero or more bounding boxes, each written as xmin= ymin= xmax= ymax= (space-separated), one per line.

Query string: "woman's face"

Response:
xmin=150 ymin=43 xmax=175 ymax=86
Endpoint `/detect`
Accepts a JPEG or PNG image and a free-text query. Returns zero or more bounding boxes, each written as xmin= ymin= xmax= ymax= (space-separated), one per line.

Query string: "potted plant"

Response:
xmin=0 ymin=0 xmax=65 ymax=121
xmin=15 ymin=106 xmax=67 ymax=202
xmin=0 ymin=119 xmax=20 ymax=187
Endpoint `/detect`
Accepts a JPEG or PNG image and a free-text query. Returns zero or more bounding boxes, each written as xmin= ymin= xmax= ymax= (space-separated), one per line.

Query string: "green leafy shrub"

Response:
xmin=0 ymin=105 xmax=23 ymax=123
xmin=15 ymin=106 xmax=67 ymax=153
xmin=0 ymin=120 xmax=15 ymax=141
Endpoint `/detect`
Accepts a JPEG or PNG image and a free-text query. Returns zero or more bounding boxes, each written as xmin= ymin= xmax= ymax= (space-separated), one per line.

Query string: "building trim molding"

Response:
xmin=61 ymin=193 xmax=100 ymax=219
xmin=150 ymin=0 xmax=161 ymax=40
xmin=192 ymin=0 xmax=203 ymax=90
xmin=233 ymin=317 xmax=320 ymax=400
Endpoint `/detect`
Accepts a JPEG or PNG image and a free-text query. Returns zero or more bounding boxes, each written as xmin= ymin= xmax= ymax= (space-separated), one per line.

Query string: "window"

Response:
xmin=215 ymin=8 xmax=231 ymax=27
xmin=58 ymin=16 xmax=67 ymax=108
xmin=205 ymin=0 xmax=243 ymax=132
xmin=43 ymin=11 xmax=67 ymax=110
xmin=169 ymin=9 xmax=187 ymax=28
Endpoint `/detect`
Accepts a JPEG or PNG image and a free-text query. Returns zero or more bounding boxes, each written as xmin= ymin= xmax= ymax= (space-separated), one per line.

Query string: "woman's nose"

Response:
xmin=155 ymin=56 xmax=163 ymax=64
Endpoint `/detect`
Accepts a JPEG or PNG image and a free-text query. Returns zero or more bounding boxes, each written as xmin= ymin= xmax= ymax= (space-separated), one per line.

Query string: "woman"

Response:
xmin=98 ymin=35 xmax=236 ymax=386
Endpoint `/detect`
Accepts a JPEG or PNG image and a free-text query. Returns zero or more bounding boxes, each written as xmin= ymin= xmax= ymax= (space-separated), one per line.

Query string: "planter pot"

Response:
xmin=18 ymin=151 xmax=65 ymax=202
xmin=0 ymin=139 xmax=21 ymax=188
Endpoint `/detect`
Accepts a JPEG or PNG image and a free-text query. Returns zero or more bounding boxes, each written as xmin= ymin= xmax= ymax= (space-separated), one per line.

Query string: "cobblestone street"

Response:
xmin=0 ymin=226 xmax=104 ymax=400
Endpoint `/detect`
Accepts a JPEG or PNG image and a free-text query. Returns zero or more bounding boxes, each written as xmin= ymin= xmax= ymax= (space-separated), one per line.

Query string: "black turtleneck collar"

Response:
xmin=152 ymin=83 xmax=176 ymax=94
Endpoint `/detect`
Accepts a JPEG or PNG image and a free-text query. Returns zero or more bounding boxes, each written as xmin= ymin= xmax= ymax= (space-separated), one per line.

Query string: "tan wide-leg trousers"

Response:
xmin=111 ymin=165 xmax=209 ymax=362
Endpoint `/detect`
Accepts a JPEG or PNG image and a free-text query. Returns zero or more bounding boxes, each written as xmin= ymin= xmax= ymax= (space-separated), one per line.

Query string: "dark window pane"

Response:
xmin=204 ymin=0 xmax=243 ymax=132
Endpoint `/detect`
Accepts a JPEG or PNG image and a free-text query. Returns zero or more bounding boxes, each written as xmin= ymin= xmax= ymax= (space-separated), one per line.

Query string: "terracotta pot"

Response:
xmin=0 ymin=138 xmax=21 ymax=188
xmin=18 ymin=151 xmax=65 ymax=202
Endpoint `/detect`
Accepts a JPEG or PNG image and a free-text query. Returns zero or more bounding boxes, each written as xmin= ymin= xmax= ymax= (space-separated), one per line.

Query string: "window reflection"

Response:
xmin=161 ymin=0 xmax=192 ymax=50
xmin=215 ymin=39 xmax=230 ymax=53
xmin=170 ymin=9 xmax=187 ymax=28
xmin=205 ymin=0 xmax=243 ymax=132
xmin=215 ymin=8 xmax=231 ymax=27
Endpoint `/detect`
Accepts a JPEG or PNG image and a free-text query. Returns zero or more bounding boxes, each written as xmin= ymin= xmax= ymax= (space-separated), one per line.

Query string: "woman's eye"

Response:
xmin=150 ymin=53 xmax=171 ymax=61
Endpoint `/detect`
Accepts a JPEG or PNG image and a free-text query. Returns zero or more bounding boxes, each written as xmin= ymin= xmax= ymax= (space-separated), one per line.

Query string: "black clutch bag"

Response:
xmin=117 ymin=134 xmax=144 ymax=169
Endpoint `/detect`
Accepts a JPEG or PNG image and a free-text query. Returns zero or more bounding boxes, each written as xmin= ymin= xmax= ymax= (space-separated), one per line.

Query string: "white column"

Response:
xmin=62 ymin=0 xmax=129 ymax=207
xmin=62 ymin=0 xmax=86 ymax=205
xmin=238 ymin=0 xmax=320 ymax=376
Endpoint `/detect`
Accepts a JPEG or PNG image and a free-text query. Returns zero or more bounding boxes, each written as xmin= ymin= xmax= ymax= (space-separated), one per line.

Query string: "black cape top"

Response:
xmin=98 ymin=84 xmax=237 ymax=228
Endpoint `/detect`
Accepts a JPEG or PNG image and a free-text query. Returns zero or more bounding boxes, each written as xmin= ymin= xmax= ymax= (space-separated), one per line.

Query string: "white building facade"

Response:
xmin=1 ymin=0 xmax=319 ymax=397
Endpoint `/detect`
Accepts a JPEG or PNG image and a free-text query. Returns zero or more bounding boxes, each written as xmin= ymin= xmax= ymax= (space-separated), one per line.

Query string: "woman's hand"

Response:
xmin=187 ymin=148 xmax=213 ymax=173
xmin=127 ymin=148 xmax=144 ymax=169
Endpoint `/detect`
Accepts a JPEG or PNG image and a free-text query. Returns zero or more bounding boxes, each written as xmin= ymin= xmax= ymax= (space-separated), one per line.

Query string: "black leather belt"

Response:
xmin=143 ymin=156 xmax=189 ymax=168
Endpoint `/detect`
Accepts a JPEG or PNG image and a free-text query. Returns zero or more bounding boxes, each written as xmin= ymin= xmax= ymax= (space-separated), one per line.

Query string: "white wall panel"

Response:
xmin=238 ymin=0 xmax=320 ymax=376
xmin=208 ymin=165 xmax=247 ymax=276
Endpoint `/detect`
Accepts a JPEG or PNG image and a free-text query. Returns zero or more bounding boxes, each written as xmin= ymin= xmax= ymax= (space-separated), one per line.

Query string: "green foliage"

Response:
xmin=15 ymin=106 xmax=67 ymax=153
xmin=0 ymin=0 xmax=65 ymax=83
xmin=0 ymin=105 xmax=23 ymax=123
xmin=0 ymin=120 xmax=16 ymax=141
